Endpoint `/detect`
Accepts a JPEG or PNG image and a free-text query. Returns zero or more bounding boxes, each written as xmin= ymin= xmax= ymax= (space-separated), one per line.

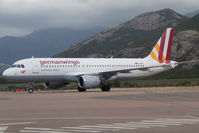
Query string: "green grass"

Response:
xmin=0 ymin=83 xmax=44 ymax=90
xmin=0 ymin=83 xmax=28 ymax=88
xmin=110 ymin=78 xmax=199 ymax=88
xmin=1 ymin=78 xmax=199 ymax=92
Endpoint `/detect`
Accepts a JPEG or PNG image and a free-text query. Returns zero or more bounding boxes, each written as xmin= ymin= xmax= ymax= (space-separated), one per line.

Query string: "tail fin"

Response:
xmin=148 ymin=28 xmax=174 ymax=64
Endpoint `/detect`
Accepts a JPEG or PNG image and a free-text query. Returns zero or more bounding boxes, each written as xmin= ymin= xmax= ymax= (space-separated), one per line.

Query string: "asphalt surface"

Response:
xmin=1 ymin=87 xmax=199 ymax=133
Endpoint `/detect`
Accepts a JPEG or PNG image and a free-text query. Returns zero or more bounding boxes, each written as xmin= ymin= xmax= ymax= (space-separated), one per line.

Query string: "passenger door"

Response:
xmin=32 ymin=59 xmax=39 ymax=74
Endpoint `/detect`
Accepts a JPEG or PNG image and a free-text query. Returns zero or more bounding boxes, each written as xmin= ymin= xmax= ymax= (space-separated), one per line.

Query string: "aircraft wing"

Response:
xmin=96 ymin=64 xmax=172 ymax=81
xmin=72 ymin=60 xmax=196 ymax=80
xmin=97 ymin=60 xmax=197 ymax=80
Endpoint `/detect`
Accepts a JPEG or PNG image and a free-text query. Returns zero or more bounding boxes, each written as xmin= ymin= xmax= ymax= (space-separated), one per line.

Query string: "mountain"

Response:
xmin=151 ymin=14 xmax=199 ymax=79
xmin=55 ymin=9 xmax=199 ymax=79
xmin=185 ymin=10 xmax=199 ymax=18
xmin=172 ymin=14 xmax=199 ymax=62
xmin=55 ymin=9 xmax=187 ymax=58
xmin=0 ymin=27 xmax=104 ymax=64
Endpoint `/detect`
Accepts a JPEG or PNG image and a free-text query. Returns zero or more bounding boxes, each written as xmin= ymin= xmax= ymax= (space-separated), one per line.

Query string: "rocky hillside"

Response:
xmin=170 ymin=14 xmax=199 ymax=71
xmin=55 ymin=9 xmax=187 ymax=58
xmin=55 ymin=9 xmax=199 ymax=78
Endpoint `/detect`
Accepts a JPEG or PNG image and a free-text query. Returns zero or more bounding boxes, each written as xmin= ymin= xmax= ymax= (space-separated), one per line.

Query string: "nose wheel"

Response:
xmin=28 ymin=88 xmax=34 ymax=93
xmin=28 ymin=82 xmax=34 ymax=93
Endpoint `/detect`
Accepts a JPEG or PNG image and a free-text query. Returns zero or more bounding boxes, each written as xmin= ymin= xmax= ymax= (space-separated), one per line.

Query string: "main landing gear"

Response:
xmin=77 ymin=85 xmax=111 ymax=92
xmin=78 ymin=86 xmax=87 ymax=92
xmin=101 ymin=85 xmax=110 ymax=92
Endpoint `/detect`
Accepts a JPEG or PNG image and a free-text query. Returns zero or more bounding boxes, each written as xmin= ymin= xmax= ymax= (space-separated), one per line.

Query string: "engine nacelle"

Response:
xmin=78 ymin=75 xmax=101 ymax=89
xmin=44 ymin=82 xmax=68 ymax=89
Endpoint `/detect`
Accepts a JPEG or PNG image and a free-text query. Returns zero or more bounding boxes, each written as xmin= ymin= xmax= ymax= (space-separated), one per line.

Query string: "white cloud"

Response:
xmin=0 ymin=0 xmax=198 ymax=37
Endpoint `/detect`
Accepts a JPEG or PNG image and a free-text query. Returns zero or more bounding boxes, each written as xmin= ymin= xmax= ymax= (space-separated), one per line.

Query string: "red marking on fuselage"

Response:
xmin=21 ymin=70 xmax=25 ymax=74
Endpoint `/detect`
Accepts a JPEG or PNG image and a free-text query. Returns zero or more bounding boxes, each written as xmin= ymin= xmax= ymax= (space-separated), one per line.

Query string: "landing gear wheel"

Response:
xmin=78 ymin=87 xmax=86 ymax=92
xmin=28 ymin=89 xmax=34 ymax=93
xmin=101 ymin=85 xmax=110 ymax=92
xmin=28 ymin=82 xmax=34 ymax=93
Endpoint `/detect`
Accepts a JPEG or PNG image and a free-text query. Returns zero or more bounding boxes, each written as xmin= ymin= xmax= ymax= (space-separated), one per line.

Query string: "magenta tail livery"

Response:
xmin=148 ymin=28 xmax=174 ymax=63
xmin=3 ymin=28 xmax=179 ymax=93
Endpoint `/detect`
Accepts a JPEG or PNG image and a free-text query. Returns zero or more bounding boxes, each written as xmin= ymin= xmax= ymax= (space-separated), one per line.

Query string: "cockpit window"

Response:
xmin=21 ymin=65 xmax=25 ymax=68
xmin=11 ymin=64 xmax=25 ymax=68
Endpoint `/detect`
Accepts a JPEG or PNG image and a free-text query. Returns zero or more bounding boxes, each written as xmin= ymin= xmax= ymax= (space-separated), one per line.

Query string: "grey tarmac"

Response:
xmin=1 ymin=87 xmax=199 ymax=133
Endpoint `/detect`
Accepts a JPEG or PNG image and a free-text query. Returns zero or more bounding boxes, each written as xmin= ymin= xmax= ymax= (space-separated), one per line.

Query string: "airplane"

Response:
xmin=2 ymin=28 xmax=181 ymax=93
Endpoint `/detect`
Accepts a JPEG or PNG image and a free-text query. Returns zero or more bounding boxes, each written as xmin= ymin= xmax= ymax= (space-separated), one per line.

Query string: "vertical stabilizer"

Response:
xmin=148 ymin=28 xmax=174 ymax=63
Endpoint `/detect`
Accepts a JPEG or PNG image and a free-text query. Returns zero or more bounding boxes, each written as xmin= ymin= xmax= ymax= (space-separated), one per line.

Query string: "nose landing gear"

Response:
xmin=28 ymin=88 xmax=34 ymax=93
xmin=28 ymin=82 xmax=34 ymax=93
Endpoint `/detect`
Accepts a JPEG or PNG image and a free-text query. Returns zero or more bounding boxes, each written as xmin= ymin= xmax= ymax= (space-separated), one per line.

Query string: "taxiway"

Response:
xmin=0 ymin=87 xmax=199 ymax=133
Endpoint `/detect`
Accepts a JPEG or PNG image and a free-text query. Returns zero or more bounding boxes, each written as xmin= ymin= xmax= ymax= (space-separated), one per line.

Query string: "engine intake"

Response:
xmin=44 ymin=82 xmax=68 ymax=89
xmin=78 ymin=75 xmax=101 ymax=89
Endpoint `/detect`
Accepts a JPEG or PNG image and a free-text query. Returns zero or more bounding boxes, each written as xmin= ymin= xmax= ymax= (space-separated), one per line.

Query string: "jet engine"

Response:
xmin=44 ymin=82 xmax=68 ymax=89
xmin=78 ymin=75 xmax=101 ymax=88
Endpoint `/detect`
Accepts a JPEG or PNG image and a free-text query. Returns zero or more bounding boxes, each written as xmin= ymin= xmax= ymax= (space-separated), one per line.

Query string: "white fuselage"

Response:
xmin=3 ymin=57 xmax=172 ymax=83
xmin=2 ymin=28 xmax=177 ymax=92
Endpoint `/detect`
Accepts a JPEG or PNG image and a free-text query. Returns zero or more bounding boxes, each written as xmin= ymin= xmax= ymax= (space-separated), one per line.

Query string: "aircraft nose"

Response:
xmin=2 ymin=69 xmax=8 ymax=77
xmin=2 ymin=69 xmax=12 ymax=78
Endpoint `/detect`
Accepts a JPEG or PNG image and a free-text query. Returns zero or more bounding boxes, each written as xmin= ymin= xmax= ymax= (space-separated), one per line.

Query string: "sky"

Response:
xmin=0 ymin=0 xmax=198 ymax=37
